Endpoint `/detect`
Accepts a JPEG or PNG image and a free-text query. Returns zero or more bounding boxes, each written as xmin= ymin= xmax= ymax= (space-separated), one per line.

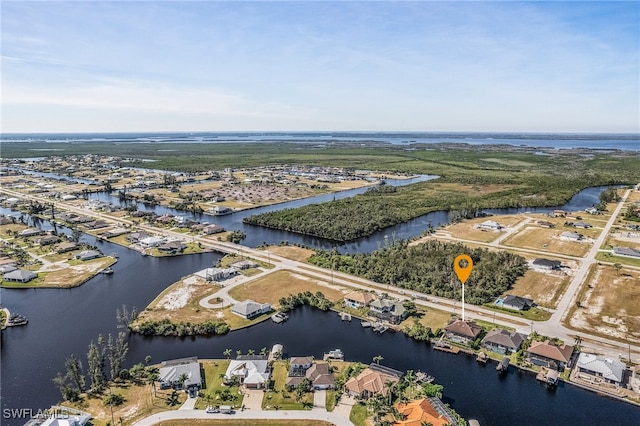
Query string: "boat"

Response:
xmin=339 ymin=312 xmax=351 ymax=321
xmin=208 ymin=206 xmax=233 ymax=216
xmin=496 ymin=356 xmax=510 ymax=373
xmin=271 ymin=312 xmax=288 ymax=323
xmin=99 ymin=267 xmax=114 ymax=275
xmin=7 ymin=313 xmax=28 ymax=326
xmin=361 ymin=320 xmax=372 ymax=328
xmin=476 ymin=352 xmax=488 ymax=364
xmin=323 ymin=349 xmax=344 ymax=360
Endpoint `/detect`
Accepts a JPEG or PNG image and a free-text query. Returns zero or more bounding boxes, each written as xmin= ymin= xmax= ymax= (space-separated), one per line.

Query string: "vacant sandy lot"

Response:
xmin=502 ymin=226 xmax=593 ymax=257
xmin=569 ymin=264 xmax=640 ymax=343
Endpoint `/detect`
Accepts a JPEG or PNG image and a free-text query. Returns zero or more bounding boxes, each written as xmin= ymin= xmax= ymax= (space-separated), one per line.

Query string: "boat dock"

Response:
xmin=433 ymin=339 xmax=460 ymax=354
xmin=476 ymin=352 xmax=488 ymax=364
xmin=339 ymin=312 xmax=352 ymax=321
xmin=536 ymin=368 xmax=559 ymax=386
xmin=323 ymin=348 xmax=344 ymax=361
xmin=496 ymin=357 xmax=510 ymax=373
xmin=271 ymin=312 xmax=289 ymax=323
xmin=361 ymin=320 xmax=372 ymax=328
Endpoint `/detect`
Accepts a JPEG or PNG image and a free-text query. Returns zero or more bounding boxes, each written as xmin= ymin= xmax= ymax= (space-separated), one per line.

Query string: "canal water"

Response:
xmin=2 ymin=185 xmax=638 ymax=425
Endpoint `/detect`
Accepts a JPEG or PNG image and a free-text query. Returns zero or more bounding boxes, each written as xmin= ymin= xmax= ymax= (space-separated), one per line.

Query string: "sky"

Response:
xmin=1 ymin=1 xmax=639 ymax=133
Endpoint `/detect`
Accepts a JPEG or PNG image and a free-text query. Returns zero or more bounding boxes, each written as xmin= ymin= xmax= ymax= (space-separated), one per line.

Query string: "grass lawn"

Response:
xmin=156 ymin=420 xmax=334 ymax=425
xmin=195 ymin=360 xmax=244 ymax=409
xmin=228 ymin=270 xmax=346 ymax=307
xmin=64 ymin=381 xmax=186 ymax=426
xmin=567 ymin=264 xmax=640 ymax=344
xmin=596 ymin=252 xmax=640 ymax=268
xmin=502 ymin=226 xmax=592 ymax=257
xmin=399 ymin=307 xmax=452 ymax=331
xmin=350 ymin=403 xmax=369 ymax=426
xmin=262 ymin=361 xmax=313 ymax=410
xmin=508 ymin=269 xmax=571 ymax=309
xmin=482 ymin=304 xmax=551 ymax=322
xmin=36 ymin=257 xmax=116 ymax=288
xmin=265 ymin=245 xmax=316 ymax=263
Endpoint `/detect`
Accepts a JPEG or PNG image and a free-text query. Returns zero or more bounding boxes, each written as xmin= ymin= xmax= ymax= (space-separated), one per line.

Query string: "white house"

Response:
xmin=478 ymin=220 xmax=503 ymax=231
xmin=158 ymin=357 xmax=202 ymax=390
xmin=560 ymin=231 xmax=582 ymax=241
xmin=224 ymin=357 xmax=270 ymax=389
xmin=139 ymin=236 xmax=165 ymax=248
xmin=74 ymin=250 xmax=101 ymax=261
xmin=3 ymin=269 xmax=37 ymax=283
xmin=575 ymin=353 xmax=626 ymax=385
xmin=231 ymin=300 xmax=271 ymax=319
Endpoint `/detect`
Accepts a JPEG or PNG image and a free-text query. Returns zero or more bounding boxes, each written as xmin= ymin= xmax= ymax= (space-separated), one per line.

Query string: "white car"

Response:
xmin=206 ymin=406 xmax=220 ymax=414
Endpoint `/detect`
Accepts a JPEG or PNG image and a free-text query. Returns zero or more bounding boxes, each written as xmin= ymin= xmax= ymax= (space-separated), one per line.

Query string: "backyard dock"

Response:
xmin=339 ymin=312 xmax=352 ymax=321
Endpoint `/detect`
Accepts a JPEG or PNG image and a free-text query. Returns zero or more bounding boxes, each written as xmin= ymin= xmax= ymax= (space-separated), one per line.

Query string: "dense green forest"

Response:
xmin=308 ymin=240 xmax=528 ymax=304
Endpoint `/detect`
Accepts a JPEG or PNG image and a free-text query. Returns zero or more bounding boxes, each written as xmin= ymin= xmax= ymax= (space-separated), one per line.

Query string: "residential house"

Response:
xmin=126 ymin=231 xmax=151 ymax=244
xmin=231 ymin=300 xmax=271 ymax=319
xmin=552 ymin=210 xmax=567 ymax=217
xmin=575 ymin=353 xmax=626 ymax=386
xmin=196 ymin=267 xmax=238 ymax=282
xmin=56 ymin=242 xmax=78 ymax=254
xmin=231 ymin=259 xmax=259 ymax=270
xmin=0 ymin=215 xmax=15 ymax=225
xmin=18 ymin=228 xmax=44 ymax=238
xmin=202 ymin=224 xmax=225 ymax=235
xmin=443 ymin=318 xmax=483 ymax=344
xmin=3 ymin=269 xmax=37 ymax=283
xmin=158 ymin=357 xmax=202 ymax=391
xmin=613 ymin=247 xmax=640 ymax=258
xmin=74 ymin=250 xmax=101 ymax=261
xmin=537 ymin=220 xmax=555 ymax=228
xmin=393 ymin=397 xmax=458 ymax=426
xmin=305 ymin=362 xmax=335 ymax=390
xmin=157 ymin=240 xmax=186 ymax=254
xmin=497 ymin=294 xmax=535 ymax=311
xmin=573 ymin=221 xmax=592 ymax=229
xmin=286 ymin=356 xmax=315 ymax=388
xmin=585 ymin=207 xmax=599 ymax=215
xmin=35 ymin=235 xmax=59 ymax=246
xmin=526 ymin=340 xmax=574 ymax=370
xmin=478 ymin=220 xmax=503 ymax=231
xmin=344 ymin=291 xmax=377 ymax=309
xmin=103 ymin=227 xmax=128 ymax=238
xmin=368 ymin=298 xmax=407 ymax=324
xmin=224 ymin=355 xmax=270 ymax=389
xmin=532 ymin=258 xmax=562 ymax=271
xmin=84 ymin=220 xmax=110 ymax=229
xmin=560 ymin=231 xmax=583 ymax=241
xmin=345 ymin=364 xmax=402 ymax=399
xmin=481 ymin=329 xmax=527 ymax=354
xmin=0 ymin=264 xmax=17 ymax=274
xmin=139 ymin=236 xmax=165 ymax=248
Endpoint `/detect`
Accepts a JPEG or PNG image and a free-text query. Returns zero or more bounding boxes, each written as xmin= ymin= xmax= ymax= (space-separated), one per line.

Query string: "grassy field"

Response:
xmin=568 ymin=264 xmax=640 ymax=344
xmin=266 ymin=245 xmax=316 ymax=263
xmin=228 ymin=270 xmax=346 ymax=307
xmin=508 ymin=269 xmax=572 ymax=309
xmin=595 ymin=252 xmax=640 ymax=268
xmin=501 ymin=226 xmax=593 ymax=257
xmin=262 ymin=361 xmax=313 ymax=410
xmin=399 ymin=307 xmax=453 ymax=331
xmin=195 ymin=360 xmax=244 ymax=409
xmin=349 ymin=403 xmax=369 ymax=426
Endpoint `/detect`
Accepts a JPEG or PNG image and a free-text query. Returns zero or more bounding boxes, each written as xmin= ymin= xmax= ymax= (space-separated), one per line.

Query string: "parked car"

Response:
xmin=206 ymin=405 xmax=220 ymax=414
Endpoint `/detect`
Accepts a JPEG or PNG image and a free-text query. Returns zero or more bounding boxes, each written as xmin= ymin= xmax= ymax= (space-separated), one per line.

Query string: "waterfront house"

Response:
xmin=158 ymin=356 xmax=202 ymax=391
xmin=224 ymin=355 xmax=270 ymax=389
xmin=526 ymin=340 xmax=574 ymax=370
xmin=497 ymin=294 xmax=535 ymax=311
xmin=560 ymin=231 xmax=583 ymax=241
xmin=444 ymin=318 xmax=483 ymax=344
xmin=231 ymin=300 xmax=271 ymax=319
xmin=3 ymin=269 xmax=37 ymax=283
xmin=0 ymin=264 xmax=17 ymax=274
xmin=532 ymin=258 xmax=562 ymax=271
xmin=231 ymin=259 xmax=259 ymax=270
xmin=196 ymin=267 xmax=238 ymax=282
xmin=573 ymin=221 xmax=592 ymax=229
xmin=84 ymin=220 xmax=110 ymax=229
xmin=345 ymin=364 xmax=402 ymax=399
xmin=305 ymin=362 xmax=335 ymax=390
xmin=139 ymin=236 xmax=165 ymax=248
xmin=35 ymin=235 xmax=59 ymax=246
xmin=286 ymin=356 xmax=315 ymax=388
xmin=613 ymin=247 xmax=640 ymax=258
xmin=393 ymin=397 xmax=458 ymax=426
xmin=343 ymin=291 xmax=377 ymax=309
xmin=481 ymin=329 xmax=527 ymax=354
xmin=368 ymin=298 xmax=408 ymax=324
xmin=478 ymin=220 xmax=503 ymax=231
xmin=157 ymin=240 xmax=186 ymax=254
xmin=0 ymin=215 xmax=14 ymax=225
xmin=202 ymin=224 xmax=225 ymax=235
xmin=585 ymin=207 xmax=599 ymax=215
xmin=18 ymin=228 xmax=44 ymax=238
xmin=74 ymin=250 xmax=101 ymax=261
xmin=575 ymin=353 xmax=626 ymax=385
xmin=126 ymin=231 xmax=151 ymax=243
xmin=537 ymin=220 xmax=555 ymax=228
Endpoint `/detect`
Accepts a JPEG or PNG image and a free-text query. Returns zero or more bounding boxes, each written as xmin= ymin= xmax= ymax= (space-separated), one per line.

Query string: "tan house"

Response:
xmin=345 ymin=364 xmax=402 ymax=399
xmin=344 ymin=291 xmax=377 ymax=308
xmin=526 ymin=340 xmax=574 ymax=370
xmin=393 ymin=398 xmax=458 ymax=426
xmin=444 ymin=318 xmax=483 ymax=344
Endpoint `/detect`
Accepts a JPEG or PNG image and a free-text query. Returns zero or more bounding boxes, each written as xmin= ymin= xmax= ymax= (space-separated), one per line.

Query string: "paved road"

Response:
xmin=132 ymin=408 xmax=353 ymax=426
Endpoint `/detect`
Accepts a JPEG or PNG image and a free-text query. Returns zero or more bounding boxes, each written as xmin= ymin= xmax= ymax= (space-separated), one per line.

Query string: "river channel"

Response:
xmin=1 ymin=184 xmax=638 ymax=425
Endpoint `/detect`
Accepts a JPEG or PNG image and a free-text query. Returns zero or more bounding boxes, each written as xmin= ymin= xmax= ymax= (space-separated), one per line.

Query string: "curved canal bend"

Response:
xmin=1 ymin=185 xmax=638 ymax=425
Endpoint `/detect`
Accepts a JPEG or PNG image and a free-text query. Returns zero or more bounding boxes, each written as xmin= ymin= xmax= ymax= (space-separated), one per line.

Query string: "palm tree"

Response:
xmin=147 ymin=367 xmax=159 ymax=398
xmin=260 ymin=347 xmax=268 ymax=356
xmin=247 ymin=349 xmax=255 ymax=356
xmin=574 ymin=335 xmax=582 ymax=351
xmin=403 ymin=370 xmax=417 ymax=399
xmin=223 ymin=348 xmax=232 ymax=359
xmin=178 ymin=372 xmax=189 ymax=390
xmin=236 ymin=349 xmax=242 ymax=357
xmin=373 ymin=355 xmax=384 ymax=365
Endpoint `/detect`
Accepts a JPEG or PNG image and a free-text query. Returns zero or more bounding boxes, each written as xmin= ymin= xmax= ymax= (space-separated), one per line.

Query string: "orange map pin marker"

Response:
xmin=454 ymin=254 xmax=473 ymax=285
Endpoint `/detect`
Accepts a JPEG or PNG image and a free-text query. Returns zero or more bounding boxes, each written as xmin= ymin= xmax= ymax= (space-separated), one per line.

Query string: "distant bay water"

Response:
xmin=1 ymin=132 xmax=639 ymax=151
